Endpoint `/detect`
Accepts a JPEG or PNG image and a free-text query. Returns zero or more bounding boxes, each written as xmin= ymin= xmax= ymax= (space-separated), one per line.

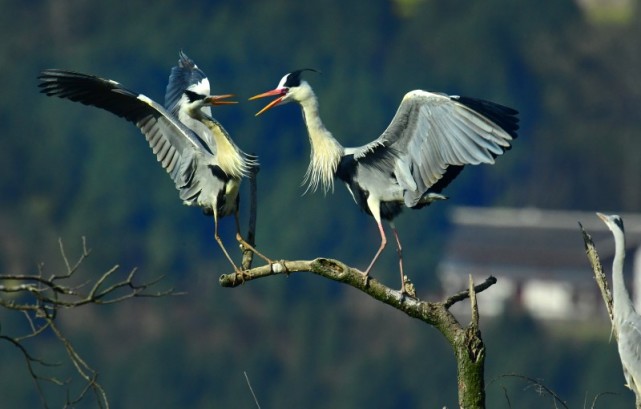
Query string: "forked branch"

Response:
xmin=220 ymin=258 xmax=496 ymax=408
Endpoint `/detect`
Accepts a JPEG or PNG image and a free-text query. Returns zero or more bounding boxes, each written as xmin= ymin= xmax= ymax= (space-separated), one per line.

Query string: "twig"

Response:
xmin=1 ymin=237 xmax=177 ymax=408
xmin=48 ymin=319 xmax=108 ymax=408
xmin=491 ymin=374 xmax=569 ymax=409
xmin=244 ymin=371 xmax=261 ymax=409
xmin=469 ymin=274 xmax=479 ymax=326
xmin=444 ymin=276 xmax=497 ymax=309
xmin=588 ymin=391 xmax=617 ymax=409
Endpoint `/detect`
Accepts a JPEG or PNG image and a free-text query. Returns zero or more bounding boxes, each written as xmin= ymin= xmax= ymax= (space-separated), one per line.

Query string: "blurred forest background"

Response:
xmin=1 ymin=0 xmax=641 ymax=407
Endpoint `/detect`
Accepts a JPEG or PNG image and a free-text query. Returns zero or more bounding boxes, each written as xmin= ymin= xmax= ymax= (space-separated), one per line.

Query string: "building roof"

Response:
xmin=439 ymin=207 xmax=641 ymax=282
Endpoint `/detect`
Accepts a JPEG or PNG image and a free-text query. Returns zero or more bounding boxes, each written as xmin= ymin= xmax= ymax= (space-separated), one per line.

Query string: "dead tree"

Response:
xmin=0 ymin=237 xmax=178 ymax=408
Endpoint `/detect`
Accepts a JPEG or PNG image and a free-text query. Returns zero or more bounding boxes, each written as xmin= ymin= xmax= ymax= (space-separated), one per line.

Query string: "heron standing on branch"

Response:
xmin=250 ymin=69 xmax=519 ymax=294
xmin=597 ymin=212 xmax=641 ymax=401
xmin=38 ymin=53 xmax=262 ymax=273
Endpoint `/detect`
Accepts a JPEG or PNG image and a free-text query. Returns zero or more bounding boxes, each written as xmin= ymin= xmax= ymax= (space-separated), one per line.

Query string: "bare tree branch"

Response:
xmin=0 ymin=237 xmax=180 ymax=408
xmin=220 ymin=258 xmax=496 ymax=408
xmin=445 ymin=276 xmax=497 ymax=309
xmin=490 ymin=374 xmax=569 ymax=409
xmin=244 ymin=371 xmax=262 ymax=409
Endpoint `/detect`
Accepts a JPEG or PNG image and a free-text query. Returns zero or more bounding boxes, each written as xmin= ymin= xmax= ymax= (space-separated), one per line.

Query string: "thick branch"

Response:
xmin=220 ymin=257 xmax=496 ymax=408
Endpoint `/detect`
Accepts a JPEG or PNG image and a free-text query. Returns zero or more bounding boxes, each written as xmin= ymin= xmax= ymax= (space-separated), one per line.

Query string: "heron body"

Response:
xmin=38 ymin=53 xmax=257 ymax=271
xmin=597 ymin=213 xmax=641 ymax=398
xmin=251 ymin=70 xmax=519 ymax=293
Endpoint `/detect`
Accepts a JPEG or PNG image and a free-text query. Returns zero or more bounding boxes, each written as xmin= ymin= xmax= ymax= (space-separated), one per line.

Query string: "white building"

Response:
xmin=438 ymin=207 xmax=641 ymax=321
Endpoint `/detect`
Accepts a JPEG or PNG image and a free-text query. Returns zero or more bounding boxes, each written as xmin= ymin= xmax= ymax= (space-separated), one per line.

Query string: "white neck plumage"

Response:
xmin=611 ymin=226 xmax=636 ymax=322
xmin=202 ymin=116 xmax=254 ymax=179
xmin=297 ymin=86 xmax=344 ymax=194
xmin=188 ymin=105 xmax=254 ymax=180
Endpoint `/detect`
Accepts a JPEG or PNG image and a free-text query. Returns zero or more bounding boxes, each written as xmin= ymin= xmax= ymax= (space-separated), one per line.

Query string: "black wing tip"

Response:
xmin=38 ymin=68 xmax=91 ymax=80
xmin=453 ymin=95 xmax=520 ymax=138
xmin=37 ymin=69 xmax=102 ymax=87
xmin=37 ymin=69 xmax=101 ymax=96
xmin=37 ymin=69 xmax=74 ymax=95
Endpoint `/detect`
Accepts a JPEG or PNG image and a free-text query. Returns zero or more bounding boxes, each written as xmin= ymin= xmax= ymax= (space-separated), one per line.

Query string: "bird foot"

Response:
xmin=401 ymin=275 xmax=417 ymax=298
xmin=357 ymin=270 xmax=371 ymax=288
xmin=231 ymin=268 xmax=249 ymax=286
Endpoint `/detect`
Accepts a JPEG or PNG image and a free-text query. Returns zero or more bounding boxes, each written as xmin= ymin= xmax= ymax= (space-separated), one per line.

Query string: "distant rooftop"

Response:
xmin=438 ymin=207 xmax=641 ymax=320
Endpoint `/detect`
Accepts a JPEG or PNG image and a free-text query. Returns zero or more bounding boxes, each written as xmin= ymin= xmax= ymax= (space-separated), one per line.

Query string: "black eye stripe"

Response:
xmin=184 ymin=89 xmax=205 ymax=102
xmin=615 ymin=216 xmax=625 ymax=233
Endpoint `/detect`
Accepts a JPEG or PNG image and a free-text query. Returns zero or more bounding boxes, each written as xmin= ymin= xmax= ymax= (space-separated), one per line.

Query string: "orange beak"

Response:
xmin=249 ymin=89 xmax=287 ymax=116
xmin=206 ymin=94 xmax=237 ymax=105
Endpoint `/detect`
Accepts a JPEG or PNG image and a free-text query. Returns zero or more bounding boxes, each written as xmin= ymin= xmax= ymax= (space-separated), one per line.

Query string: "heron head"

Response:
xmin=249 ymin=68 xmax=320 ymax=116
xmin=597 ymin=212 xmax=625 ymax=234
xmin=184 ymin=90 xmax=237 ymax=107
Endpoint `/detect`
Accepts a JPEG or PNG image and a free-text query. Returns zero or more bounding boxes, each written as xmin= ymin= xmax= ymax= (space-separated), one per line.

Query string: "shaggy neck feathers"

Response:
xmin=189 ymin=105 xmax=254 ymax=179
xmin=297 ymin=88 xmax=344 ymax=194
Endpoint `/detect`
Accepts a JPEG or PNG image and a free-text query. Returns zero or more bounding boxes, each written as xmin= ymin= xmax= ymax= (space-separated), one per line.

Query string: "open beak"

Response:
xmin=206 ymin=94 xmax=237 ymax=105
xmin=249 ymin=89 xmax=286 ymax=116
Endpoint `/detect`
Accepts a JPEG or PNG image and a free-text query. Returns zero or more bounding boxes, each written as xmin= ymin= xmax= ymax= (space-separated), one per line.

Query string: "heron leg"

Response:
xmin=213 ymin=211 xmax=244 ymax=281
xmin=363 ymin=197 xmax=386 ymax=286
xmin=389 ymin=222 xmax=407 ymax=294
xmin=364 ymin=220 xmax=387 ymax=276
xmin=234 ymin=211 xmax=274 ymax=265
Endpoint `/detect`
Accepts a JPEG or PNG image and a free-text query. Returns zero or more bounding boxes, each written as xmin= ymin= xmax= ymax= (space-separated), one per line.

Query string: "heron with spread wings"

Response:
xmin=251 ymin=69 xmax=519 ymax=293
xmin=38 ymin=52 xmax=262 ymax=272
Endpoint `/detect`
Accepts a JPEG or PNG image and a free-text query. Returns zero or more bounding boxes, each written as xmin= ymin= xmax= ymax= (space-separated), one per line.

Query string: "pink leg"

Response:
xmin=234 ymin=211 xmax=273 ymax=264
xmin=364 ymin=219 xmax=387 ymax=276
xmin=363 ymin=197 xmax=387 ymax=284
xmin=213 ymin=211 xmax=242 ymax=274
xmin=390 ymin=222 xmax=406 ymax=294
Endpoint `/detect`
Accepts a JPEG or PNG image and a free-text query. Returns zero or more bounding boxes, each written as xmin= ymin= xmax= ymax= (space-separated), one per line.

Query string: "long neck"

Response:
xmin=197 ymin=113 xmax=252 ymax=179
xmin=299 ymin=92 xmax=344 ymax=194
xmin=611 ymin=227 xmax=636 ymax=321
xmin=182 ymin=103 xmax=253 ymax=178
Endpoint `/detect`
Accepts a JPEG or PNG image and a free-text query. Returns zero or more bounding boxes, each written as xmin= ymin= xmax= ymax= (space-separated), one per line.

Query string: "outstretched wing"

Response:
xmin=348 ymin=90 xmax=519 ymax=207
xmin=38 ymin=69 xmax=212 ymax=189
xmin=164 ymin=50 xmax=211 ymax=117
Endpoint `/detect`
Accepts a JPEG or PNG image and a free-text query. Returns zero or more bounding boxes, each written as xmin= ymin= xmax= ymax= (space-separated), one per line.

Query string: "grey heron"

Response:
xmin=597 ymin=212 xmax=641 ymax=399
xmin=250 ymin=69 xmax=519 ymax=293
xmin=38 ymin=55 xmax=259 ymax=273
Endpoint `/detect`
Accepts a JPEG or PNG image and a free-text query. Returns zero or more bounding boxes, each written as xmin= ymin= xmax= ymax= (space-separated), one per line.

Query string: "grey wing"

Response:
xmin=164 ymin=51 xmax=211 ymax=117
xmin=618 ymin=316 xmax=641 ymax=392
xmin=38 ymin=69 xmax=212 ymax=191
xmin=350 ymin=90 xmax=518 ymax=207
